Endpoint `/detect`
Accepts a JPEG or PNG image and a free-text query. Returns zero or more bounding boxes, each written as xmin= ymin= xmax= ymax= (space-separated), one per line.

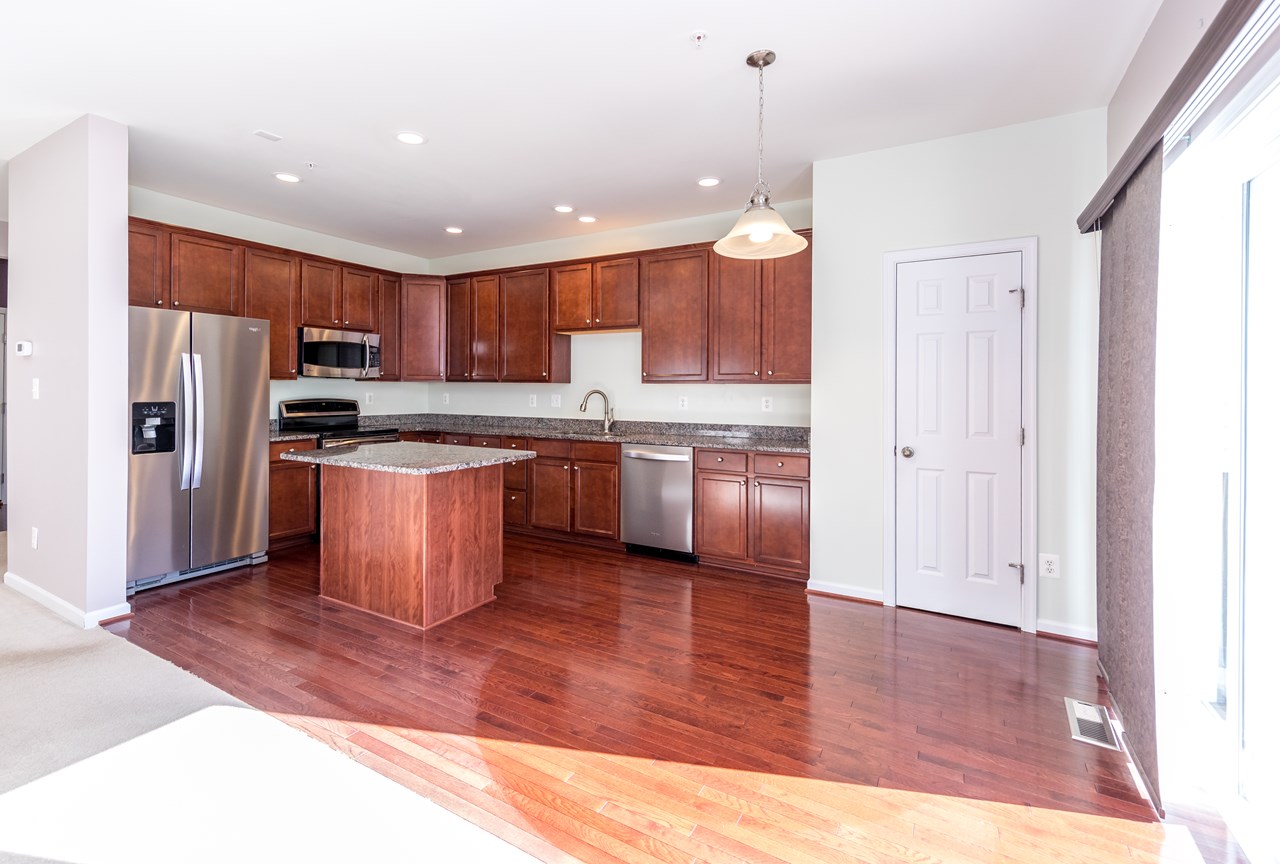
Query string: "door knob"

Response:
xmin=901 ymin=446 xmax=915 ymax=459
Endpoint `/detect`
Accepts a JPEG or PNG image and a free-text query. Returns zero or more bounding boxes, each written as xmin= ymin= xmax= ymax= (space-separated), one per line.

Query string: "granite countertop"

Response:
xmin=279 ymin=441 xmax=536 ymax=476
xmin=270 ymin=432 xmax=319 ymax=443
xmin=268 ymin=415 xmax=810 ymax=453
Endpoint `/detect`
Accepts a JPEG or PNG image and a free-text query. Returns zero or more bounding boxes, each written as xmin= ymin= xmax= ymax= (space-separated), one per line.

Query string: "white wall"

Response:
xmin=1107 ymin=0 xmax=1225 ymax=169
xmin=809 ymin=110 xmax=1105 ymax=637
xmin=5 ymin=115 xmax=130 ymax=625
xmin=0 ymin=220 xmax=8 ymax=257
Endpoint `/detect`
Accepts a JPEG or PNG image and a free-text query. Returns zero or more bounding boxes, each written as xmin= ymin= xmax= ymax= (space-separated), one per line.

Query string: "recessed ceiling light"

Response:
xmin=444 ymin=226 xmax=463 ymax=234
xmin=273 ymin=172 xmax=301 ymax=184
xmin=397 ymin=131 xmax=426 ymax=145
xmin=554 ymin=205 xmax=575 ymax=213
xmin=697 ymin=176 xmax=721 ymax=187
xmin=578 ymin=216 xmax=597 ymax=223
xmin=254 ymin=129 xmax=283 ymax=142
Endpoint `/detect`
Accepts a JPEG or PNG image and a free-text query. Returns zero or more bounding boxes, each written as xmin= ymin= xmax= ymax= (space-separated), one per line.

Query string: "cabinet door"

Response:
xmin=504 ymin=490 xmax=528 ymax=527
xmin=401 ymin=276 xmax=445 ymax=381
xmin=470 ymin=274 xmax=500 ymax=382
xmin=502 ymin=438 xmax=529 ymax=491
xmin=551 ymin=263 xmax=592 ymax=331
xmin=573 ymin=461 xmax=619 ymax=538
xmin=500 ymin=268 xmax=550 ymax=382
xmin=762 ymin=233 xmax=812 ymax=383
xmin=594 ymin=257 xmax=640 ymax=328
xmin=340 ymin=266 xmax=379 ymax=330
xmin=710 ymin=254 xmax=762 ymax=382
xmin=529 ymin=459 xmax=572 ymax=531
xmin=244 ymin=247 xmax=301 ymax=380
xmin=377 ymin=274 xmax=401 ymax=380
xmin=128 ymin=221 xmax=169 ymax=308
xmin=753 ymin=476 xmax=809 ymax=571
xmin=695 ymin=472 xmax=750 ymax=560
xmin=640 ymin=249 xmax=709 ymax=382
xmin=446 ymin=278 xmax=472 ymax=380
xmin=300 ymin=259 xmax=341 ymax=327
xmin=269 ymin=463 xmax=317 ymax=544
xmin=170 ymin=231 xmax=243 ymax=316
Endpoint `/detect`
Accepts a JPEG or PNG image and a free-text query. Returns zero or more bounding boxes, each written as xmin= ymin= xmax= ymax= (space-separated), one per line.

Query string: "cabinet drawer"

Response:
xmin=571 ymin=441 xmax=619 ymax=464
xmin=443 ymin=434 xmax=471 ymax=447
xmin=754 ymin=453 xmax=809 ymax=478
xmin=270 ymin=439 xmax=316 ymax=462
xmin=502 ymin=437 xmax=528 ymax=451
xmin=470 ymin=435 xmax=501 ymax=449
xmin=697 ymin=450 xmax=747 ymax=472
xmin=530 ymin=438 xmax=571 ymax=459
xmin=400 ymin=431 xmax=441 ymax=444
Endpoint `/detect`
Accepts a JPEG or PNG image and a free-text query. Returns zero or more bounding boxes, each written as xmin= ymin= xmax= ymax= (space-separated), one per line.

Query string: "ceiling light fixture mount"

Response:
xmin=713 ymin=49 xmax=807 ymax=260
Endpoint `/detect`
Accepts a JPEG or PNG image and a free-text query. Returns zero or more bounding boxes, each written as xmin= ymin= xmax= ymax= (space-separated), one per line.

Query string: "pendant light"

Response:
xmin=714 ymin=49 xmax=808 ymax=260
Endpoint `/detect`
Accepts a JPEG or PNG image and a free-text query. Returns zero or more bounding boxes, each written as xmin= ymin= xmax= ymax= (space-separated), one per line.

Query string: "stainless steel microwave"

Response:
xmin=299 ymin=327 xmax=381 ymax=379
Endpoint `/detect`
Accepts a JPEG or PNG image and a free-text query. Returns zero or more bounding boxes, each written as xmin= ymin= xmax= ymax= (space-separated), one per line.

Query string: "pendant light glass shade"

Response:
xmin=713 ymin=194 xmax=809 ymax=260
xmin=716 ymin=50 xmax=807 ymax=260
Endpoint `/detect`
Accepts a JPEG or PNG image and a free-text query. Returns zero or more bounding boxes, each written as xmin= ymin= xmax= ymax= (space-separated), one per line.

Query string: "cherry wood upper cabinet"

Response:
xmin=128 ymin=220 xmax=169 ymax=308
xmin=244 ymin=247 xmax=301 ymax=380
xmin=378 ymin=274 xmax=402 ymax=381
xmin=710 ymin=254 xmax=762 ymax=382
xmin=500 ymin=268 xmax=552 ymax=382
xmin=594 ymin=257 xmax=640 ymax=328
xmin=340 ymin=266 xmax=379 ymax=331
xmin=762 ymin=233 xmax=813 ymax=382
xmin=169 ymin=231 xmax=244 ymax=316
xmin=445 ymin=278 xmax=471 ymax=381
xmin=550 ymin=263 xmax=592 ymax=331
xmin=401 ymin=276 xmax=446 ymax=381
xmin=470 ymin=274 xmax=500 ymax=382
xmin=300 ymin=259 xmax=342 ymax=327
xmin=640 ymin=249 xmax=709 ymax=382
xmin=551 ymin=256 xmax=639 ymax=331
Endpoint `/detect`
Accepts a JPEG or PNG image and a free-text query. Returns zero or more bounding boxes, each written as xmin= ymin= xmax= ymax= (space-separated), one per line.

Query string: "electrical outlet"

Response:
xmin=442 ymin=392 xmax=449 ymax=406
xmin=551 ymin=394 xmax=561 ymax=408
xmin=761 ymin=396 xmax=773 ymax=412
xmin=678 ymin=396 xmax=689 ymax=410
xmin=365 ymin=392 xmax=373 ymax=405
xmin=1039 ymin=553 xmax=1061 ymax=579
xmin=528 ymin=394 xmax=537 ymax=407
xmin=31 ymin=527 xmax=38 ymax=550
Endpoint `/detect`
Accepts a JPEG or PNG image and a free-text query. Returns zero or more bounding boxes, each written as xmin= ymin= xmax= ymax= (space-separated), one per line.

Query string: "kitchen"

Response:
xmin=5 ymin=1 xmax=1234 ymax=861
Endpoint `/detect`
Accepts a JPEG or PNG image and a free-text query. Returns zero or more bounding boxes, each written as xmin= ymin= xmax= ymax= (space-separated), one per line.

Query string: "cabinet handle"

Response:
xmin=288 ymin=448 xmax=295 ymax=452
xmin=344 ymin=320 xmax=349 ymax=325
xmin=777 ymin=461 xmax=784 ymax=467
xmin=173 ymin=301 xmax=180 ymax=306
xmin=755 ymin=480 xmax=760 ymax=487
xmin=510 ymin=495 xmax=516 ymax=501
xmin=563 ymin=464 xmax=569 ymax=470
xmin=574 ymin=466 xmax=579 ymax=471
xmin=739 ymin=480 xmax=745 ymax=486
xmin=595 ymin=318 xmax=600 ymax=323
xmin=768 ymin=370 xmax=774 ymax=376
xmin=643 ymin=372 xmax=648 ymax=377
xmin=333 ymin=319 xmax=339 ymax=324
xmin=481 ymin=441 xmax=487 ymax=446
xmin=542 ymin=372 xmax=547 ymax=377
xmin=291 ymin=368 xmax=296 ymax=373
xmin=585 ymin=318 xmax=590 ymax=324
xmin=155 ymin=299 xmax=163 ymax=306
xmin=716 ymin=456 xmax=724 ymax=462
xmin=753 ymin=371 xmax=759 ymax=376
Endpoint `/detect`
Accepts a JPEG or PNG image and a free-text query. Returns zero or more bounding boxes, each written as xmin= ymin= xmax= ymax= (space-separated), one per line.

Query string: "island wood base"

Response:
xmin=318 ymin=463 xmax=503 ymax=629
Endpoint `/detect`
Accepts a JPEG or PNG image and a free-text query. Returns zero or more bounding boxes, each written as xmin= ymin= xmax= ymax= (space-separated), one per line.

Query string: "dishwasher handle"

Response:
xmin=622 ymin=449 xmax=692 ymax=462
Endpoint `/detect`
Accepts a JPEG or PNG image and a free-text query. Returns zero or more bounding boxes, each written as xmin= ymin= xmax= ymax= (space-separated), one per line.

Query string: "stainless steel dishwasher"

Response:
xmin=620 ymin=444 xmax=696 ymax=558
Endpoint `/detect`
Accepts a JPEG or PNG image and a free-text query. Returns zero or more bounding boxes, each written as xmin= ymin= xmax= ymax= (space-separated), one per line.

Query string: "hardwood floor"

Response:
xmin=108 ymin=537 xmax=1240 ymax=863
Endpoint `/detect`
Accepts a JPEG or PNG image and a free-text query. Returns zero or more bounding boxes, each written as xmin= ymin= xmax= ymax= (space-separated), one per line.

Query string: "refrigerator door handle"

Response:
xmin=192 ymin=353 xmax=206 ymax=489
xmin=180 ymin=352 xmax=195 ymax=490
xmin=361 ymin=334 xmax=371 ymax=379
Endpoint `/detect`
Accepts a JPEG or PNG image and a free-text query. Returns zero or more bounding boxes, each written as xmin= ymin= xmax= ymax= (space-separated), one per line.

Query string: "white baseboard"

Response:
xmin=1037 ymin=617 xmax=1097 ymax=643
xmin=4 ymin=572 xmax=131 ymax=629
xmin=805 ymin=580 xmax=884 ymax=604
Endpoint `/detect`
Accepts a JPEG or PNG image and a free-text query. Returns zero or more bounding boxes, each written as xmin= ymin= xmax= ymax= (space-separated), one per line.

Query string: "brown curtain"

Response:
xmin=1096 ymin=144 xmax=1163 ymax=812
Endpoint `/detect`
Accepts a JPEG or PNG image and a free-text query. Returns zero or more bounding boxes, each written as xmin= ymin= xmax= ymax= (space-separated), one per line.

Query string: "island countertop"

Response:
xmin=280 ymin=441 xmax=535 ymax=475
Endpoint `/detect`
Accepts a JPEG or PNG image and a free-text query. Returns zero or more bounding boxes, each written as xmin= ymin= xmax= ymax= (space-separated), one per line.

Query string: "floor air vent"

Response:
xmin=1064 ymin=697 xmax=1120 ymax=750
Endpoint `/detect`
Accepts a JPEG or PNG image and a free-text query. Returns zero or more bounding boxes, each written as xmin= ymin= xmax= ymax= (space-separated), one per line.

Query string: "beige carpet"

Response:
xmin=0 ymin=538 xmax=536 ymax=863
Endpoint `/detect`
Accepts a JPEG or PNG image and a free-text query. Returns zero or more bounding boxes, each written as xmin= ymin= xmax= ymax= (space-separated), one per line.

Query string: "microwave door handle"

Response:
xmin=361 ymin=334 xmax=371 ymax=379
xmin=192 ymin=353 xmax=206 ymax=489
xmin=179 ymin=352 xmax=194 ymax=490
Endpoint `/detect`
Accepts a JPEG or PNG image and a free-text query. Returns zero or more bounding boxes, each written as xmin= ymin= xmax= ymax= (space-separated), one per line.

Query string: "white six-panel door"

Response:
xmin=895 ymin=252 xmax=1023 ymax=626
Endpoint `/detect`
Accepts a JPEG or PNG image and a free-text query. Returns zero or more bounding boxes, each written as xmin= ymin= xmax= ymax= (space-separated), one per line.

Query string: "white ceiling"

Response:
xmin=1 ymin=1 xmax=1161 ymax=258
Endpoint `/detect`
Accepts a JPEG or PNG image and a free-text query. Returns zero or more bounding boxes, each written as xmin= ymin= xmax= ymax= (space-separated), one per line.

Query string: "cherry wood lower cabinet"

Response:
xmin=268 ymin=439 xmax=317 ymax=551
xmin=695 ymin=449 xmax=809 ymax=578
xmin=398 ymin=431 xmax=441 ymax=443
xmin=501 ymin=437 xmax=529 ymax=527
xmin=524 ymin=439 xmax=619 ymax=541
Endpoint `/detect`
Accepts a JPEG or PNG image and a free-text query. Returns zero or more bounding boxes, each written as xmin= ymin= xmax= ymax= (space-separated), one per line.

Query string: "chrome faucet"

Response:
xmin=579 ymin=389 xmax=614 ymax=433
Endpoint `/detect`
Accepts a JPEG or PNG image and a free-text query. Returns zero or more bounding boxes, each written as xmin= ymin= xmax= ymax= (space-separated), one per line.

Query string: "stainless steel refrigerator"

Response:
xmin=127 ymin=307 xmax=269 ymax=591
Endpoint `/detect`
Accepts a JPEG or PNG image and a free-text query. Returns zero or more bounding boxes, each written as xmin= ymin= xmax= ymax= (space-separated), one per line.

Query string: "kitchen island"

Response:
xmin=280 ymin=441 xmax=535 ymax=630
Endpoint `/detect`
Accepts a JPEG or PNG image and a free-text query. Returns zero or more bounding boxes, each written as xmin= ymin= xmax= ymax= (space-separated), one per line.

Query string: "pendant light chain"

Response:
xmin=755 ymin=60 xmax=770 ymax=200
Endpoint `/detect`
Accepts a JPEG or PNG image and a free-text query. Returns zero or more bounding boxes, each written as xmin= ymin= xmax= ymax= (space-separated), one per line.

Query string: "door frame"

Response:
xmin=881 ymin=237 xmax=1039 ymax=632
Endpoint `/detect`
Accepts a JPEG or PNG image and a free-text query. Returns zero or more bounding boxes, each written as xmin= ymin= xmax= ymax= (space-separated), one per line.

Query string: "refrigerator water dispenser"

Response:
xmin=131 ymin=402 xmax=176 ymax=454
